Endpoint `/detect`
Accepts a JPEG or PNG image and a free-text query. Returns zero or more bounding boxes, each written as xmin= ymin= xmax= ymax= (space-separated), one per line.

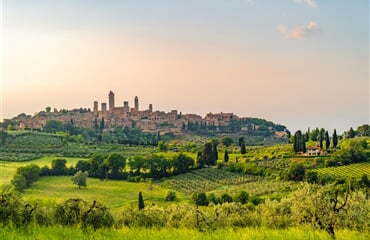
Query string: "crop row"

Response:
xmin=210 ymin=180 xmax=299 ymax=198
xmin=162 ymin=168 xmax=259 ymax=194
xmin=315 ymin=163 xmax=370 ymax=178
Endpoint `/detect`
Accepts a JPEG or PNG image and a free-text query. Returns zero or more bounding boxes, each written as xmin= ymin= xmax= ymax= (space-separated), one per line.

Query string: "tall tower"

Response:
xmin=93 ymin=101 xmax=98 ymax=117
xmin=109 ymin=90 xmax=115 ymax=111
xmin=123 ymin=101 xmax=129 ymax=113
xmin=134 ymin=96 xmax=139 ymax=112
xmin=101 ymin=103 xmax=107 ymax=117
xmin=149 ymin=104 xmax=153 ymax=112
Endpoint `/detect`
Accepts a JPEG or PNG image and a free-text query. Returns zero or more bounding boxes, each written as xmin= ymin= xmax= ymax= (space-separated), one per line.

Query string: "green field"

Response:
xmin=315 ymin=163 xmax=370 ymax=178
xmin=22 ymin=176 xmax=185 ymax=209
xmin=1 ymin=226 xmax=368 ymax=240
xmin=209 ymin=179 xmax=299 ymax=198
xmin=162 ymin=168 xmax=257 ymax=194
xmin=0 ymin=156 xmax=84 ymax=185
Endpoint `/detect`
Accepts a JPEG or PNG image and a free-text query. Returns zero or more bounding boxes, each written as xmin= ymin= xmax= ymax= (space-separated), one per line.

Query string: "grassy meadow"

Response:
xmin=1 ymin=226 xmax=368 ymax=240
xmin=22 ymin=176 xmax=188 ymax=209
xmin=0 ymin=156 xmax=84 ymax=185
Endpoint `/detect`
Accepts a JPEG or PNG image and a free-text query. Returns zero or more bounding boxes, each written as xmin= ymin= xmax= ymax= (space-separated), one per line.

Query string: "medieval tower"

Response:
xmin=134 ymin=96 xmax=139 ymax=112
xmin=109 ymin=91 xmax=115 ymax=111
xmin=93 ymin=101 xmax=98 ymax=117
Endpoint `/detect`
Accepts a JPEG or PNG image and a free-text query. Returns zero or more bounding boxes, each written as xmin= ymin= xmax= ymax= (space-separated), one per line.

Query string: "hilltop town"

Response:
xmin=8 ymin=91 xmax=287 ymax=137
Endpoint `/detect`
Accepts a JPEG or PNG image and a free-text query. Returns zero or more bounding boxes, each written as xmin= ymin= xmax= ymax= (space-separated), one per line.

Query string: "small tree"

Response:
xmin=72 ymin=171 xmax=88 ymax=189
xmin=240 ymin=142 xmax=246 ymax=154
xmin=191 ymin=192 xmax=209 ymax=206
xmin=164 ymin=191 xmax=176 ymax=201
xmin=219 ymin=193 xmax=233 ymax=204
xmin=325 ymin=131 xmax=330 ymax=150
xmin=224 ymin=150 xmax=229 ymax=163
xmin=11 ymin=175 xmax=27 ymax=192
xmin=234 ymin=190 xmax=249 ymax=204
xmin=138 ymin=192 xmax=145 ymax=210
xmin=333 ymin=129 xmax=338 ymax=148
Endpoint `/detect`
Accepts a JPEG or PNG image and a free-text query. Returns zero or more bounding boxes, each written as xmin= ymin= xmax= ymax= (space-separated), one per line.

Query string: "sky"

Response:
xmin=0 ymin=0 xmax=369 ymax=134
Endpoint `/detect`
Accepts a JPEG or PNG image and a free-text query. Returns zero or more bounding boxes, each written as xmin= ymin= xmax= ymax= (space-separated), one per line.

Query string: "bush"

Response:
xmin=11 ymin=174 xmax=27 ymax=192
xmin=234 ymin=191 xmax=249 ymax=204
xmin=191 ymin=192 xmax=209 ymax=206
xmin=15 ymin=164 xmax=41 ymax=187
xmin=55 ymin=198 xmax=113 ymax=229
xmin=164 ymin=191 xmax=176 ymax=201
xmin=207 ymin=193 xmax=219 ymax=205
xmin=219 ymin=193 xmax=233 ymax=204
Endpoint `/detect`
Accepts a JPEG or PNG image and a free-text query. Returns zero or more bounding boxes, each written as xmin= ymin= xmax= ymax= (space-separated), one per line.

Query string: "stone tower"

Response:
xmin=101 ymin=103 xmax=107 ymax=117
xmin=134 ymin=96 xmax=139 ymax=112
xmin=123 ymin=101 xmax=129 ymax=113
xmin=109 ymin=90 xmax=115 ymax=111
xmin=149 ymin=104 xmax=153 ymax=112
xmin=93 ymin=101 xmax=98 ymax=117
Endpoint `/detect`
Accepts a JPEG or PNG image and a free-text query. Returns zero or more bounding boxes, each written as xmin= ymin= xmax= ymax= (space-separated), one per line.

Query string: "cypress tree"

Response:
xmin=333 ymin=129 xmax=338 ymax=148
xmin=138 ymin=192 xmax=145 ymax=210
xmin=212 ymin=143 xmax=218 ymax=164
xmin=319 ymin=128 xmax=325 ymax=149
xmin=224 ymin=150 xmax=229 ymax=163
xmin=325 ymin=131 xmax=330 ymax=150
xmin=100 ymin=117 xmax=105 ymax=130
xmin=240 ymin=142 xmax=246 ymax=154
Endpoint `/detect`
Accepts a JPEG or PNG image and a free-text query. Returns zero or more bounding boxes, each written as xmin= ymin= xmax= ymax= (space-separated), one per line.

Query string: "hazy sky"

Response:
xmin=1 ymin=0 xmax=369 ymax=133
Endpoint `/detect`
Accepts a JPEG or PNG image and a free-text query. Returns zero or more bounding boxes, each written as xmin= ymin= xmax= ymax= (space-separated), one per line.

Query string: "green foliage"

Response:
xmin=219 ymin=193 xmax=233 ymax=204
xmin=89 ymin=153 xmax=106 ymax=179
xmin=172 ymin=153 xmax=194 ymax=175
xmin=201 ymin=142 xmax=217 ymax=166
xmin=316 ymin=163 xmax=370 ymax=179
xmin=332 ymin=129 xmax=338 ymax=148
xmin=54 ymin=198 xmax=113 ymax=229
xmin=191 ymin=192 xmax=208 ymax=206
xmin=75 ymin=160 xmax=90 ymax=172
xmin=164 ymin=191 xmax=177 ymax=201
xmin=104 ymin=152 xmax=126 ymax=179
xmin=327 ymin=139 xmax=368 ymax=167
xmin=0 ymin=188 xmax=26 ymax=226
xmin=293 ymin=131 xmax=306 ymax=153
xmin=224 ymin=150 xmax=229 ymax=163
xmin=221 ymin=137 xmax=234 ymax=147
xmin=163 ymin=168 xmax=254 ymax=194
xmin=11 ymin=174 xmax=27 ymax=192
xmin=72 ymin=171 xmax=88 ymax=189
xmin=240 ymin=142 xmax=246 ymax=154
xmin=234 ymin=190 xmax=249 ymax=204
xmin=325 ymin=131 xmax=330 ymax=150
xmin=138 ymin=192 xmax=145 ymax=210
xmin=51 ymin=159 xmax=68 ymax=175
xmin=81 ymin=200 xmax=114 ymax=230
xmin=15 ymin=164 xmax=41 ymax=187
xmin=0 ymin=129 xmax=7 ymax=146
xmin=282 ymin=164 xmax=305 ymax=181
xmin=207 ymin=193 xmax=219 ymax=205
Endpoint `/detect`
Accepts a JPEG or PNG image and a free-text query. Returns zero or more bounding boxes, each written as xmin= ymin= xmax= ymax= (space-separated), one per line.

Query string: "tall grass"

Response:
xmin=1 ymin=225 xmax=368 ymax=240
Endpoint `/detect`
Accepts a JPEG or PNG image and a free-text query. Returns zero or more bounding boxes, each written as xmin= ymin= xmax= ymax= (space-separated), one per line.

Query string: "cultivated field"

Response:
xmin=315 ymin=163 xmax=370 ymax=178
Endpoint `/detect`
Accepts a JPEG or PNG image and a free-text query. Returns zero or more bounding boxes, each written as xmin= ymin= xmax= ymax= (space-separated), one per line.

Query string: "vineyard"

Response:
xmin=209 ymin=179 xmax=299 ymax=198
xmin=162 ymin=168 xmax=260 ymax=194
xmin=315 ymin=163 xmax=370 ymax=178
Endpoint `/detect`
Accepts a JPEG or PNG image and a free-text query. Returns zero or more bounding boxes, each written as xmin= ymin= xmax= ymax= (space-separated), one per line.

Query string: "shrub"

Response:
xmin=207 ymin=193 xmax=219 ymax=205
xmin=234 ymin=191 xmax=249 ymax=204
xmin=191 ymin=192 xmax=209 ymax=206
xmin=219 ymin=193 xmax=233 ymax=204
xmin=164 ymin=191 xmax=176 ymax=201
xmin=11 ymin=174 xmax=27 ymax=192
